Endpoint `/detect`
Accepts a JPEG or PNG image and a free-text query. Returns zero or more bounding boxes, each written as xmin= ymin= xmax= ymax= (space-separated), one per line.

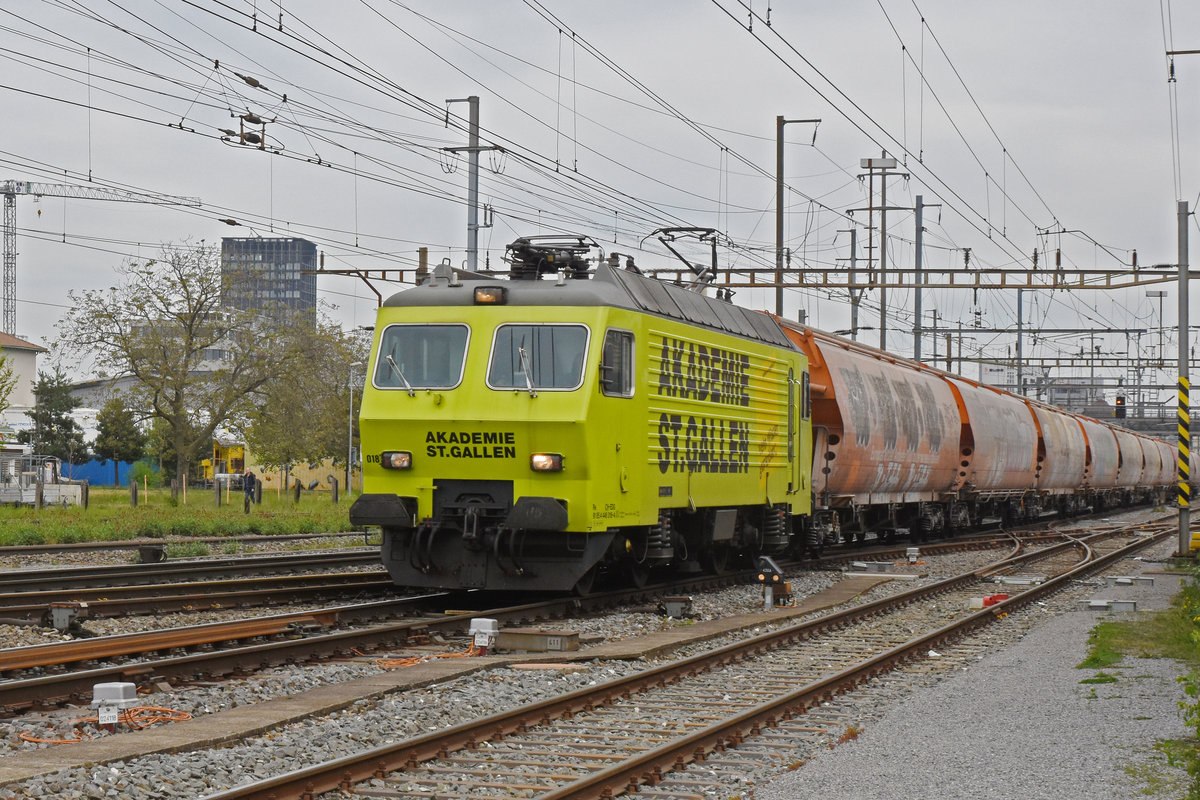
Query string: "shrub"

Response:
xmin=127 ymin=460 xmax=161 ymax=489
xmin=165 ymin=541 xmax=210 ymax=559
xmin=137 ymin=520 xmax=166 ymax=539
xmin=11 ymin=528 xmax=45 ymax=546
xmin=55 ymin=528 xmax=88 ymax=544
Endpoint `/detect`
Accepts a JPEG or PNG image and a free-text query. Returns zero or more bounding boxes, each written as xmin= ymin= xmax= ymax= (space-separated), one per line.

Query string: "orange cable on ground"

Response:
xmin=18 ymin=729 xmax=91 ymax=745
xmin=18 ymin=706 xmax=193 ymax=745
xmin=375 ymin=643 xmax=482 ymax=670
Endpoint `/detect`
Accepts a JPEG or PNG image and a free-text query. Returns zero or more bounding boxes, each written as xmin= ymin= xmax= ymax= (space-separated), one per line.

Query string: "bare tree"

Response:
xmin=59 ymin=243 xmax=305 ymax=492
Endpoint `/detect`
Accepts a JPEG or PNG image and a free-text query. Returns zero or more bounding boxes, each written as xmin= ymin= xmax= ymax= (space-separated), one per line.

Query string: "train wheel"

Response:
xmin=573 ymin=566 xmax=597 ymax=596
xmin=701 ymin=545 xmax=730 ymax=576
xmin=623 ymin=560 xmax=651 ymax=589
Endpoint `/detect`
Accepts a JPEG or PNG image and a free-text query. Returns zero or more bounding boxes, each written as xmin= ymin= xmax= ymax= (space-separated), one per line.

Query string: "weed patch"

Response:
xmin=164 ymin=541 xmax=212 ymax=559
xmin=1080 ymin=671 xmax=1120 ymax=685
xmin=0 ymin=487 xmax=358 ymax=544
xmin=1082 ymin=567 xmax=1200 ymax=797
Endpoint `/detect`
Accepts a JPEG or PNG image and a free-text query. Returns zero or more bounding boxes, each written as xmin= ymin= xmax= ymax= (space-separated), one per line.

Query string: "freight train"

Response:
xmin=349 ymin=235 xmax=1178 ymax=593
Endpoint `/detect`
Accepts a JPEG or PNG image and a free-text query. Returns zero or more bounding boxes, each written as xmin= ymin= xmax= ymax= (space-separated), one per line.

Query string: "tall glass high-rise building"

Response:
xmin=220 ymin=237 xmax=317 ymax=323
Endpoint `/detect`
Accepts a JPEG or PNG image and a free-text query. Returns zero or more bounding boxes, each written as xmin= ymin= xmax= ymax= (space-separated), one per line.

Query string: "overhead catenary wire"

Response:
xmin=0 ymin=2 xmax=1159 ymax=377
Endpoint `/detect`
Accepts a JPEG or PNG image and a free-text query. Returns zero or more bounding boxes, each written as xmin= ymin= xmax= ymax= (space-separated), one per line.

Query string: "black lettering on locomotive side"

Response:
xmin=671 ymin=340 xmax=686 ymax=396
xmin=654 ymin=413 xmax=750 ymax=475
xmin=734 ymin=419 xmax=744 ymax=470
xmin=714 ymin=419 xmax=726 ymax=473
xmin=658 ymin=413 xmax=670 ymax=474
xmin=710 ymin=350 xmax=722 ymax=405
xmin=734 ymin=357 xmax=744 ymax=407
xmin=655 ymin=337 xmax=754 ymax=409
xmin=685 ymin=343 xmax=697 ymax=397
xmin=657 ymin=342 xmax=673 ymax=397
xmin=695 ymin=345 xmax=710 ymax=402
xmin=686 ymin=415 xmax=698 ymax=472
xmin=670 ymin=414 xmax=683 ymax=473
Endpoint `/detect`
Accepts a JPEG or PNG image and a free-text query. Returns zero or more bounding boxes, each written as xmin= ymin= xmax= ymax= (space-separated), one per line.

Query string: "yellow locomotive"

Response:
xmin=350 ymin=236 xmax=812 ymax=593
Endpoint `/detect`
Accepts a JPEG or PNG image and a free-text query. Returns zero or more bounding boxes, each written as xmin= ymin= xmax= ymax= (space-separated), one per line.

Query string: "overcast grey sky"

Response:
xmin=1 ymin=1 xmax=1197 ymax=394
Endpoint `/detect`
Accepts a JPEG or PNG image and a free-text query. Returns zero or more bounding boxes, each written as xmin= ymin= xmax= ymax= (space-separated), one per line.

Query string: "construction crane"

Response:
xmin=2 ymin=180 xmax=202 ymax=336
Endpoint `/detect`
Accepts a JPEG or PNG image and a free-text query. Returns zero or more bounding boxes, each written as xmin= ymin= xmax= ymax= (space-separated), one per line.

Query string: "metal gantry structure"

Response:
xmin=1 ymin=180 xmax=201 ymax=335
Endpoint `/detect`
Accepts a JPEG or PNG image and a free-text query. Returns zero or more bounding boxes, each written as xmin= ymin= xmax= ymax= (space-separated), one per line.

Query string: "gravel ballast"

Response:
xmin=759 ymin=553 xmax=1193 ymax=800
xmin=1 ymin=524 xmax=1191 ymax=799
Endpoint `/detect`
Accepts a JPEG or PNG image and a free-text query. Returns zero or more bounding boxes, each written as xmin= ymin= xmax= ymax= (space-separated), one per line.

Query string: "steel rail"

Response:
xmin=537 ymin=530 xmax=1168 ymax=800
xmin=0 ymin=596 xmax=436 ymax=673
xmin=0 ymin=567 xmax=746 ymax=710
xmin=0 ymin=532 xmax=374 ymax=557
xmin=0 ymin=572 xmax=396 ymax=624
xmin=0 ymin=526 xmax=1108 ymax=712
xmin=0 ymin=550 xmax=380 ymax=592
xmin=197 ymin=523 xmax=1157 ymax=800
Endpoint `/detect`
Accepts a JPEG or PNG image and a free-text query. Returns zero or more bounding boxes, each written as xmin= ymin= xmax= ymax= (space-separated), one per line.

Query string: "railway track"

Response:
xmin=0 ymin=529 xmax=1073 ymax=713
xmin=195 ymin=519 xmax=1169 ymax=800
xmin=0 ymin=571 xmax=395 ymax=625
xmin=0 ymin=565 xmax=758 ymax=712
xmin=0 ymin=549 xmax=381 ymax=593
xmin=0 ymin=532 xmax=373 ymax=560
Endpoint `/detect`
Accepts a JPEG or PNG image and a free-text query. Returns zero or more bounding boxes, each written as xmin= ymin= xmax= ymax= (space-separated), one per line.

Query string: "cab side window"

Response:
xmin=600 ymin=330 xmax=635 ymax=397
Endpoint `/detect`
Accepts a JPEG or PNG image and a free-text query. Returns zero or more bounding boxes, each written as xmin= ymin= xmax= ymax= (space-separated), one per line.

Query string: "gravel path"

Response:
xmin=759 ymin=552 xmax=1194 ymax=800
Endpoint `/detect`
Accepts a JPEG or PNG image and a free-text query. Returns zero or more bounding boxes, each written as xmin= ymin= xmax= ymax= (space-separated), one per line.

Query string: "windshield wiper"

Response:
xmin=385 ymin=354 xmax=416 ymax=397
xmin=517 ymin=346 xmax=538 ymax=398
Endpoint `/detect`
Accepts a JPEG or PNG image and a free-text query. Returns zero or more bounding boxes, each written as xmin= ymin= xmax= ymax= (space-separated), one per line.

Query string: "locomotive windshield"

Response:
xmin=487 ymin=324 xmax=588 ymax=390
xmin=374 ymin=324 xmax=469 ymax=389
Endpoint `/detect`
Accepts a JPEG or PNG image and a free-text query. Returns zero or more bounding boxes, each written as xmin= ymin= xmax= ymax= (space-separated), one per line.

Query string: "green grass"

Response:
xmin=1078 ymin=607 xmax=1200 ymax=669
xmin=0 ymin=487 xmax=363 ymax=545
xmin=1079 ymin=671 xmax=1120 ymax=685
xmin=1085 ymin=567 xmax=1200 ymax=798
xmin=1126 ymin=741 xmax=1192 ymax=797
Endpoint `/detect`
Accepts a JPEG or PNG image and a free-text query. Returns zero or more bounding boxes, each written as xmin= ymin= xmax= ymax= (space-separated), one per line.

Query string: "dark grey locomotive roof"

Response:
xmin=383 ymin=262 xmax=795 ymax=349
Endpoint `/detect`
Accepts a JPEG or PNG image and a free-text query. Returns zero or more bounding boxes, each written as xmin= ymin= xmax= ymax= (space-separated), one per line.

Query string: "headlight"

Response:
xmin=530 ymin=453 xmax=564 ymax=472
xmin=380 ymin=451 xmax=412 ymax=469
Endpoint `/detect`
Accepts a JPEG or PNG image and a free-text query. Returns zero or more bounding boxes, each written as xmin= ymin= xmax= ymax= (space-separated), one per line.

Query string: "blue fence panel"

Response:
xmin=66 ymin=458 xmax=137 ymax=486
